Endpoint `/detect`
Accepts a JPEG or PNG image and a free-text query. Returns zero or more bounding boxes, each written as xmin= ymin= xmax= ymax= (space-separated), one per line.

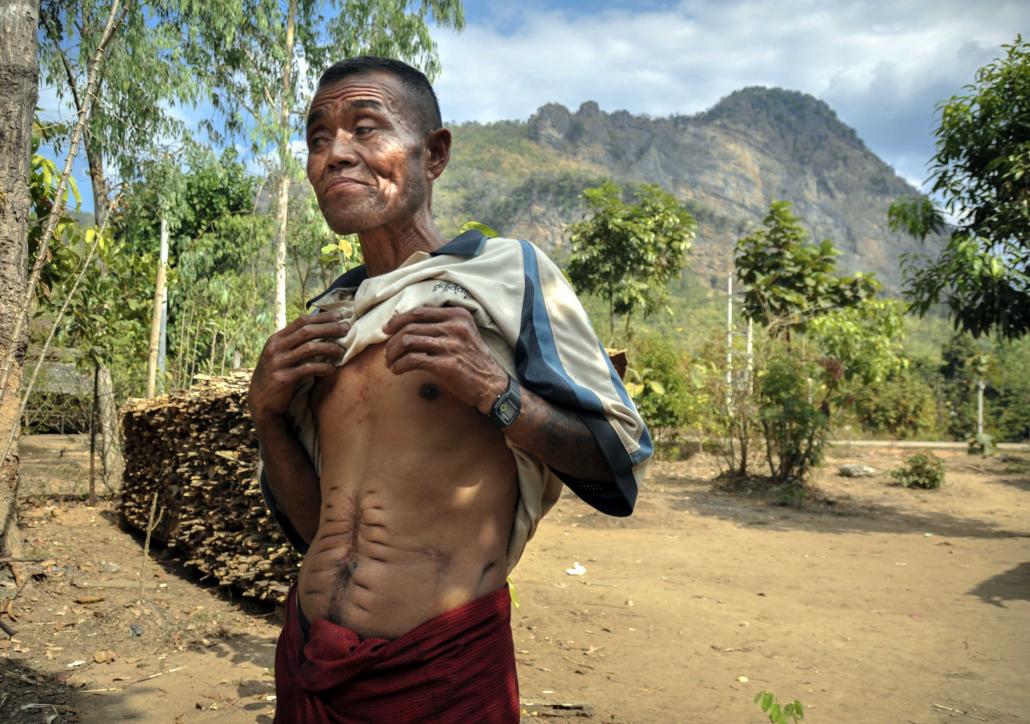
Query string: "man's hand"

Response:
xmin=384 ymin=306 xmax=616 ymax=486
xmin=382 ymin=306 xmax=507 ymax=414
xmin=248 ymin=310 xmax=349 ymax=424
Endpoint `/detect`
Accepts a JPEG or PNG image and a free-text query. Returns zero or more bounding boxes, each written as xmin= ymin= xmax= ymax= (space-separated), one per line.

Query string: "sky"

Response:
xmin=39 ymin=0 xmax=1027 ymax=211
xmin=433 ymin=0 xmax=1027 ymax=189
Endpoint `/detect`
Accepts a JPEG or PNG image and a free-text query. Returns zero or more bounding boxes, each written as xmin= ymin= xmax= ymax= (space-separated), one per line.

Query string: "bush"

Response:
xmin=853 ymin=369 xmax=939 ymax=439
xmin=759 ymin=351 xmax=829 ymax=500
xmin=624 ymin=335 xmax=699 ymax=439
xmin=890 ymin=452 xmax=945 ymax=489
xmin=968 ymin=432 xmax=996 ymax=456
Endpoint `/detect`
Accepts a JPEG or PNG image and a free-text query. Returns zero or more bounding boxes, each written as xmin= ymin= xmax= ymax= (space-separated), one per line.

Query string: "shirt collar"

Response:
xmin=305 ymin=229 xmax=488 ymax=309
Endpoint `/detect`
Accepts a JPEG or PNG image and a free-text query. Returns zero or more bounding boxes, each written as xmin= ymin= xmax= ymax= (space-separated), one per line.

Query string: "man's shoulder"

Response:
xmin=477 ymin=236 xmax=562 ymax=276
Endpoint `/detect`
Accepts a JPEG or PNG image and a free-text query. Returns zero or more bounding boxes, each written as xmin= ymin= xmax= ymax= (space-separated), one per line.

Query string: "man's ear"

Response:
xmin=424 ymin=128 xmax=451 ymax=181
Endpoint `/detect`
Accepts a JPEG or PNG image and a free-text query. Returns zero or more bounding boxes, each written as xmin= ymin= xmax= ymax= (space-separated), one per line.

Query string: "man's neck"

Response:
xmin=358 ymin=206 xmax=447 ymax=277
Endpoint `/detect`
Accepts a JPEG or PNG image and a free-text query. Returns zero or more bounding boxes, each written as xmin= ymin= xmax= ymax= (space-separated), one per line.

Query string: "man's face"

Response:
xmin=306 ymin=71 xmax=429 ymax=235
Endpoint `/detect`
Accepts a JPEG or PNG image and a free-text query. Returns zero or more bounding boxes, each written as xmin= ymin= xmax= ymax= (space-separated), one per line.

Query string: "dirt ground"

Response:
xmin=2 ymin=435 xmax=1028 ymax=723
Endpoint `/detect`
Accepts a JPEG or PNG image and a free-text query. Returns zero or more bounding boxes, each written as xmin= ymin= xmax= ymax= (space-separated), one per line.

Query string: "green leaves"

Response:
xmin=807 ymin=298 xmax=906 ymax=388
xmin=887 ymin=195 xmax=945 ymax=241
xmin=566 ymin=180 xmax=696 ymax=342
xmin=892 ymin=35 xmax=1030 ymax=339
xmin=735 ymin=200 xmax=876 ymax=335
xmin=459 ymin=220 xmax=499 ymax=238
xmin=754 ymin=690 xmax=805 ymax=724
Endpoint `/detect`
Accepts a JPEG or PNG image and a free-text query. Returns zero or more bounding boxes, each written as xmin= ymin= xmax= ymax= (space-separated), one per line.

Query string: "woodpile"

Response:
xmin=120 ymin=372 xmax=298 ymax=604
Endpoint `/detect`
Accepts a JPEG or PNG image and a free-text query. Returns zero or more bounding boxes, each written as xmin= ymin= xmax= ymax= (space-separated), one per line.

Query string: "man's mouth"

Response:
xmin=324 ymin=177 xmax=368 ymax=193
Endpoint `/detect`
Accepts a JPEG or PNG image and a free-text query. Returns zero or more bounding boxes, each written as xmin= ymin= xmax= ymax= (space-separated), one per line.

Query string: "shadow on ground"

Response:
xmin=0 ymin=658 xmax=138 ymax=723
xmin=612 ymin=467 xmax=1030 ymax=540
xmin=665 ymin=486 xmax=1030 ymax=539
xmin=967 ymin=562 xmax=1030 ymax=607
xmin=97 ymin=507 xmax=290 ymax=625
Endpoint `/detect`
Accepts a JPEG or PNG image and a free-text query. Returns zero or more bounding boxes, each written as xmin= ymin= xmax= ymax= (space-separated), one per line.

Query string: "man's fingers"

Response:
xmin=383 ymin=306 xmax=465 ymax=335
xmin=282 ymin=340 xmax=344 ymax=366
xmin=281 ymin=320 xmax=350 ymax=349
xmin=288 ymin=361 xmax=338 ymax=380
xmin=388 ymin=351 xmax=437 ymax=376
xmin=280 ymin=310 xmax=339 ymax=336
xmin=384 ymin=334 xmax=448 ymax=367
xmin=386 ymin=322 xmax=446 ymax=339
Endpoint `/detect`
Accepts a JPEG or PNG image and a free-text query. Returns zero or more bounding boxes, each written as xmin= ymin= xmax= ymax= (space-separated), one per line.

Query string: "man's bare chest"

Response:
xmin=309 ymin=342 xmax=470 ymax=434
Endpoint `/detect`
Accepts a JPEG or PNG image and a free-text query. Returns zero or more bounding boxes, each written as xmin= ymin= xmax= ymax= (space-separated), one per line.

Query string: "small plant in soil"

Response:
xmin=754 ymin=690 xmax=805 ymax=723
xmin=890 ymin=452 xmax=946 ymax=489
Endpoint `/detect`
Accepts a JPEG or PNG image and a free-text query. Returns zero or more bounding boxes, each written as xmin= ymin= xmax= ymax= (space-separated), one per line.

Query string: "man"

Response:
xmin=249 ymin=56 xmax=651 ymax=723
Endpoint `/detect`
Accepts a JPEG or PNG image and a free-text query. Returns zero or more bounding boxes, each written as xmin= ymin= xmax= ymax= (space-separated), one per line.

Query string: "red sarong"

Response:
xmin=273 ymin=585 xmax=520 ymax=723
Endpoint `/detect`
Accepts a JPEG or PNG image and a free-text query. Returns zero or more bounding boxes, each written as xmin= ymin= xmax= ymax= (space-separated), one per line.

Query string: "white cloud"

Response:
xmin=434 ymin=0 xmax=1028 ymax=191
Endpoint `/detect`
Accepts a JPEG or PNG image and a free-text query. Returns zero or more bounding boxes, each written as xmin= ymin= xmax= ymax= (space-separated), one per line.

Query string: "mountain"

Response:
xmin=433 ymin=87 xmax=935 ymax=290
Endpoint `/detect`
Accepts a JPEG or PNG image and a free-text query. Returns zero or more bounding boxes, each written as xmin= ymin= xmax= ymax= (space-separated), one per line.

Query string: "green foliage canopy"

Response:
xmin=807 ymin=298 xmax=906 ymax=387
xmin=566 ymin=180 xmax=696 ymax=341
xmin=894 ymin=36 xmax=1030 ymax=339
xmin=38 ymin=0 xmax=224 ymax=222
xmin=735 ymin=201 xmax=877 ymax=334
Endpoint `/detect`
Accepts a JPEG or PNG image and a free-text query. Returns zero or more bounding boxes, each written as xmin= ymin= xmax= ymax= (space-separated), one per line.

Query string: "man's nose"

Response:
xmin=326 ymin=130 xmax=358 ymax=168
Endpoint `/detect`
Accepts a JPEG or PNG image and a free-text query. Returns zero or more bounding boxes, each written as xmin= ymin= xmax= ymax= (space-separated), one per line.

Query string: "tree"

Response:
xmin=890 ymin=36 xmax=1030 ymax=339
xmin=1 ymin=0 xmax=40 ymax=584
xmin=204 ymin=0 xmax=466 ymax=330
xmin=287 ymin=188 xmax=363 ymax=311
xmin=116 ymin=148 xmax=276 ymax=389
xmin=39 ymin=0 xmax=218 ymax=227
xmin=807 ymin=298 xmax=906 ymax=389
xmin=566 ymin=180 xmax=696 ymax=342
xmin=735 ymin=200 xmax=877 ymax=336
xmin=732 ymin=203 xmax=902 ymax=492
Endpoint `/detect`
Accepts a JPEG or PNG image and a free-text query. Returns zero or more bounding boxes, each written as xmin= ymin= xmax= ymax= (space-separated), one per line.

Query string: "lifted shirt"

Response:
xmin=259 ymin=229 xmax=652 ymax=572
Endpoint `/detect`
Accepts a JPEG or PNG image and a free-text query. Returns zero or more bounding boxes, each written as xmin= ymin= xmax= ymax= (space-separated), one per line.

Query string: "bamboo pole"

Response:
xmin=146 ymin=216 xmax=169 ymax=397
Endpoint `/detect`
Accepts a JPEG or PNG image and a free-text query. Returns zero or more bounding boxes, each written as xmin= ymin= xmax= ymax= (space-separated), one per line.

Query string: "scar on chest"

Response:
xmin=419 ymin=383 xmax=441 ymax=400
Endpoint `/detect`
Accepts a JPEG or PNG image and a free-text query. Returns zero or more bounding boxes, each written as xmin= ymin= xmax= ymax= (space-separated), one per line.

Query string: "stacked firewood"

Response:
xmin=120 ymin=372 xmax=299 ymax=603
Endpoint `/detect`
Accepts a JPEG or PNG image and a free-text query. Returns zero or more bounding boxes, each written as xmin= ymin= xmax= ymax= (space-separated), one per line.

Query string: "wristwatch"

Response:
xmin=487 ymin=375 xmax=521 ymax=429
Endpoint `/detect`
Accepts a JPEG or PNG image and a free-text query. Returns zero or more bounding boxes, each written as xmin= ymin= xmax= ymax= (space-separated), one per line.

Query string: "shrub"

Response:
xmin=890 ymin=452 xmax=945 ymax=489
xmin=754 ymin=691 xmax=805 ymax=724
xmin=759 ymin=351 xmax=829 ymax=501
xmin=624 ymin=335 xmax=700 ymax=439
xmin=853 ymin=369 xmax=939 ymax=438
xmin=968 ymin=432 xmax=996 ymax=456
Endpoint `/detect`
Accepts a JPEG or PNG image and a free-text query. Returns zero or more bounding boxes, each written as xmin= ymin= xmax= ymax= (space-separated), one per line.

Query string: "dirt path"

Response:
xmin=3 ymin=437 xmax=1028 ymax=723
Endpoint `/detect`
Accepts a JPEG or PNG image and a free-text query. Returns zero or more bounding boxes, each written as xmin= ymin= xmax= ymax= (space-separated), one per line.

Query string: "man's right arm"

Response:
xmin=255 ymin=414 xmax=321 ymax=546
xmin=248 ymin=310 xmax=348 ymax=546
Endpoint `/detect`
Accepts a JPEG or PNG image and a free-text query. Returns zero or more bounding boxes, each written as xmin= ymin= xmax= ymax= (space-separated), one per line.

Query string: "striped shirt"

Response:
xmin=260 ymin=229 xmax=652 ymax=571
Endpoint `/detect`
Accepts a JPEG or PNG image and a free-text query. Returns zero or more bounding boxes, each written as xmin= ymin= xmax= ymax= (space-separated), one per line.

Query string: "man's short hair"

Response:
xmin=317 ymin=56 xmax=442 ymax=135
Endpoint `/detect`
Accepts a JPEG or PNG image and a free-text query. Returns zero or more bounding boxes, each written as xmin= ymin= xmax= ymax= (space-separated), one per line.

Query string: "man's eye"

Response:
xmin=309 ymin=135 xmax=329 ymax=148
xmin=355 ymin=125 xmax=375 ymax=136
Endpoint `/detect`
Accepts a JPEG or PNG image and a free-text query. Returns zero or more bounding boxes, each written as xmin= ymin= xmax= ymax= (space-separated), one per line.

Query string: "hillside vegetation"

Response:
xmin=435 ymin=87 xmax=938 ymax=290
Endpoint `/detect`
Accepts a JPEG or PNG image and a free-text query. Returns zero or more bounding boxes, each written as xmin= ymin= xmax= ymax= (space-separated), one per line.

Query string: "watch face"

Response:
xmin=497 ymin=397 xmax=517 ymax=423
xmin=490 ymin=377 xmax=521 ymax=428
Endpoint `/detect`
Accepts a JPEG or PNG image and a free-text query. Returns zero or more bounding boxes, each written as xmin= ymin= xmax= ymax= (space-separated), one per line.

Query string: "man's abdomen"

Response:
xmin=297 ymin=343 xmax=517 ymax=640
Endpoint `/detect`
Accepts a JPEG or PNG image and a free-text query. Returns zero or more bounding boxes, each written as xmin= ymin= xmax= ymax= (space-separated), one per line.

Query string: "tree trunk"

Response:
xmin=0 ymin=0 xmax=126 ymax=406
xmin=147 ymin=217 xmax=169 ymax=397
xmin=272 ymin=0 xmax=298 ymax=331
xmin=89 ymin=363 xmax=98 ymax=506
xmin=97 ymin=364 xmax=121 ymax=493
xmin=85 ymin=140 xmax=109 ymax=228
xmin=0 ymin=0 xmax=40 ymax=580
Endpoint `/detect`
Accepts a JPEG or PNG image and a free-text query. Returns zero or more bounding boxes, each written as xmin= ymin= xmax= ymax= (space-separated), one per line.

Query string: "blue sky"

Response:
xmin=40 ymin=0 xmax=1028 ymax=212
xmin=434 ymin=0 xmax=1027 ymax=188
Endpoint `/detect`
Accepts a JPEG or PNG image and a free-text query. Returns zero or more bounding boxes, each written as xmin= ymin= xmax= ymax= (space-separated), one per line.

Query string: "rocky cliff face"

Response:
xmin=434 ymin=87 xmax=935 ymax=290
